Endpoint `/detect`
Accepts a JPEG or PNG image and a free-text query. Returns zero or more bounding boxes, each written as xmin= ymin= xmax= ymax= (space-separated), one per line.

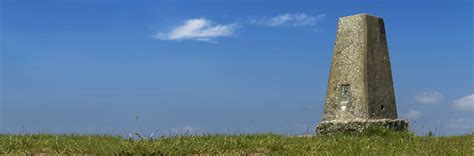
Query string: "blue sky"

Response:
xmin=1 ymin=0 xmax=473 ymax=136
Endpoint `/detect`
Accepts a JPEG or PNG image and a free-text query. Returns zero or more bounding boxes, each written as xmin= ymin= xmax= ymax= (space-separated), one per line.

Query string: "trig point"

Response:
xmin=316 ymin=13 xmax=408 ymax=135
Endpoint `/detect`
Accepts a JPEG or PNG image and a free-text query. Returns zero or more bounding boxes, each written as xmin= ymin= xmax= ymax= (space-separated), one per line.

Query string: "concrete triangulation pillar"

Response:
xmin=316 ymin=13 xmax=408 ymax=135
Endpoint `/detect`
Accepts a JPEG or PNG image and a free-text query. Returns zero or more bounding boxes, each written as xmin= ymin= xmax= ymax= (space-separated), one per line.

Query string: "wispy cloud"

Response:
xmin=252 ymin=13 xmax=326 ymax=27
xmin=402 ymin=109 xmax=423 ymax=119
xmin=154 ymin=13 xmax=326 ymax=42
xmin=444 ymin=118 xmax=474 ymax=129
xmin=452 ymin=93 xmax=474 ymax=111
xmin=170 ymin=126 xmax=198 ymax=134
xmin=154 ymin=18 xmax=238 ymax=42
xmin=414 ymin=91 xmax=444 ymax=104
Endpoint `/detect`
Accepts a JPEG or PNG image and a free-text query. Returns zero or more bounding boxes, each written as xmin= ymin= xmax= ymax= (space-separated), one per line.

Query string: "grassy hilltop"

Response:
xmin=1 ymin=129 xmax=473 ymax=155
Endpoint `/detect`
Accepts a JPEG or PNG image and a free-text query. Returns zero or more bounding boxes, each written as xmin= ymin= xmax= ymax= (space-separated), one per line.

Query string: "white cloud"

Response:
xmin=402 ymin=109 xmax=423 ymax=119
xmin=154 ymin=18 xmax=237 ymax=42
xmin=453 ymin=93 xmax=474 ymax=111
xmin=170 ymin=126 xmax=197 ymax=134
xmin=154 ymin=13 xmax=326 ymax=41
xmin=252 ymin=13 xmax=326 ymax=27
xmin=415 ymin=91 xmax=443 ymax=104
xmin=444 ymin=118 xmax=474 ymax=129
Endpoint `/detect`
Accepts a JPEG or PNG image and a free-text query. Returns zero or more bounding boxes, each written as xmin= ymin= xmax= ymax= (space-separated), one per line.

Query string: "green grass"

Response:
xmin=0 ymin=130 xmax=473 ymax=155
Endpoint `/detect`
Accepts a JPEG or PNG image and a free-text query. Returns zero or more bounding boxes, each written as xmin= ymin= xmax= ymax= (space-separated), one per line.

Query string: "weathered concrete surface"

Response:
xmin=317 ymin=119 xmax=408 ymax=135
xmin=317 ymin=13 xmax=407 ymax=134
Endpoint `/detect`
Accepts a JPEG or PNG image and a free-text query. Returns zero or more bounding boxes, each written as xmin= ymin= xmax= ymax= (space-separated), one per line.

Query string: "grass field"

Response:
xmin=1 ymin=129 xmax=473 ymax=155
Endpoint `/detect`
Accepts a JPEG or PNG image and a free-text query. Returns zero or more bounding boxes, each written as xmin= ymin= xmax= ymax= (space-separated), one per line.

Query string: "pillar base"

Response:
xmin=316 ymin=119 xmax=408 ymax=135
